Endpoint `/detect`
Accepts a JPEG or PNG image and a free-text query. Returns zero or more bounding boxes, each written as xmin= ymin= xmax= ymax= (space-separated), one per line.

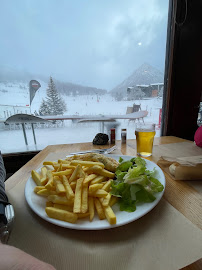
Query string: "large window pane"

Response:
xmin=0 ymin=0 xmax=169 ymax=154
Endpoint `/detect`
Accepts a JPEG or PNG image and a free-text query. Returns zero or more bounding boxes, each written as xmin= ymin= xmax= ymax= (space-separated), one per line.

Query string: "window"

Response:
xmin=0 ymin=0 xmax=169 ymax=154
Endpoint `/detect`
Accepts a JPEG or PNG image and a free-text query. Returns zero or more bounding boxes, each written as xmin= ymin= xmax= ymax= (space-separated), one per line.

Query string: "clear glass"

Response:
xmin=135 ymin=123 xmax=156 ymax=157
xmin=0 ymin=1 xmax=169 ymax=154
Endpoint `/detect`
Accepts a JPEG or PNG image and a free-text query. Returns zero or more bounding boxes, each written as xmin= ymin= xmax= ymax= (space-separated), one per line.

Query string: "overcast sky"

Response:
xmin=0 ymin=0 xmax=169 ymax=90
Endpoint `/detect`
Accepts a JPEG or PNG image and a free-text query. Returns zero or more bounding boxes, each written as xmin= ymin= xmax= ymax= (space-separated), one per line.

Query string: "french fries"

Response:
xmin=53 ymin=203 xmax=73 ymax=212
xmin=40 ymin=167 xmax=48 ymax=185
xmin=48 ymin=195 xmax=74 ymax=206
xmin=31 ymin=157 xmax=118 ymax=225
xmin=69 ymin=165 xmax=81 ymax=183
xmin=62 ymin=175 xmax=75 ymax=200
xmin=52 ymin=169 xmax=72 ymax=176
xmin=86 ymin=165 xmax=115 ymax=179
xmin=83 ymin=174 xmax=97 ymax=184
xmin=89 ymin=189 xmax=108 ymax=197
xmin=100 ymin=192 xmax=111 ymax=207
xmin=102 ymin=179 xmax=112 ymax=192
xmin=89 ymin=183 xmax=103 ymax=193
xmin=34 ymin=186 xmax=45 ymax=193
xmin=103 ymin=205 xmax=116 ymax=225
xmin=53 ymin=176 xmax=66 ymax=195
xmin=88 ymin=197 xmax=94 ymax=221
xmin=31 ymin=170 xmax=42 ymax=186
xmin=91 ymin=175 xmax=106 ymax=185
xmin=70 ymin=160 xmax=105 ymax=169
xmin=37 ymin=189 xmax=57 ymax=196
xmin=81 ymin=183 xmax=88 ymax=213
xmin=45 ymin=170 xmax=54 ymax=190
xmin=94 ymin=198 xmax=105 ymax=220
xmin=73 ymin=177 xmax=84 ymax=213
xmin=45 ymin=207 xmax=78 ymax=224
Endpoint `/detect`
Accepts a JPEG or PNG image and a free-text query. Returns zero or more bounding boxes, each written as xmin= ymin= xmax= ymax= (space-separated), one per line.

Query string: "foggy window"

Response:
xmin=0 ymin=0 xmax=169 ymax=153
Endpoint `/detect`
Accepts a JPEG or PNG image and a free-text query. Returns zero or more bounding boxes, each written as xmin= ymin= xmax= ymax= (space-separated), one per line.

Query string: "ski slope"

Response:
xmin=0 ymin=81 xmax=162 ymax=153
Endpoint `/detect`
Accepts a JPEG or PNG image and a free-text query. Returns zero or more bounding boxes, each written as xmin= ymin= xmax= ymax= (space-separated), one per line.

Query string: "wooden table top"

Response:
xmin=5 ymin=136 xmax=202 ymax=269
xmin=5 ymin=136 xmax=189 ymax=190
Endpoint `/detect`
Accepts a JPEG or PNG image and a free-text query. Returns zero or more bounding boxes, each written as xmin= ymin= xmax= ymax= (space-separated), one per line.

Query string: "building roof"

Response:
xmin=136 ymin=84 xmax=150 ymax=87
xmin=150 ymin=83 xmax=164 ymax=86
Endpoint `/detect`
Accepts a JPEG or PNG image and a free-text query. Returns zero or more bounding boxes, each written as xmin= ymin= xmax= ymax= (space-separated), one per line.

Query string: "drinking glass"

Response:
xmin=135 ymin=123 xmax=156 ymax=157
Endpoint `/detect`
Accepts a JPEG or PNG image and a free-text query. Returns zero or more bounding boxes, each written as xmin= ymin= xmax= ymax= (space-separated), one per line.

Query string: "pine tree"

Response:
xmin=39 ymin=99 xmax=51 ymax=115
xmin=39 ymin=77 xmax=67 ymax=115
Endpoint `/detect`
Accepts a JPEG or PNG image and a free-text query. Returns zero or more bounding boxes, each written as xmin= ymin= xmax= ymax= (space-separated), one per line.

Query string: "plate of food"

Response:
xmin=25 ymin=153 xmax=165 ymax=230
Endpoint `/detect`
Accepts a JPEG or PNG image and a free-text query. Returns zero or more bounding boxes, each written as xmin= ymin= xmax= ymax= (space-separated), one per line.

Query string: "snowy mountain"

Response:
xmin=55 ymin=80 xmax=107 ymax=96
xmin=111 ymin=63 xmax=164 ymax=95
xmin=0 ymin=66 xmax=107 ymax=97
xmin=0 ymin=70 xmax=107 ymax=118
xmin=0 ymin=66 xmax=48 ymax=84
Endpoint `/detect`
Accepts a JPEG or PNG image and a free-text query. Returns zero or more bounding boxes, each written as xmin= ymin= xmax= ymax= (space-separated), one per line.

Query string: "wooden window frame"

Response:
xmin=162 ymin=0 xmax=202 ymax=140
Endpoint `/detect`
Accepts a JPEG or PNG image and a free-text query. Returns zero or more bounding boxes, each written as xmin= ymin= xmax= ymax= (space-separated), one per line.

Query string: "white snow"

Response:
xmin=0 ymin=81 xmax=162 ymax=154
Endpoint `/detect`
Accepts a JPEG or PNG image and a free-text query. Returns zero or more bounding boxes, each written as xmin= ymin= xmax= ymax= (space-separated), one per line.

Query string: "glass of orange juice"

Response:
xmin=135 ymin=123 xmax=156 ymax=157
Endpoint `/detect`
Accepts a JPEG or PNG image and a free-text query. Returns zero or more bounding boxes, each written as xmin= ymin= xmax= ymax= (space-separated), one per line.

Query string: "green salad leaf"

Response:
xmin=110 ymin=156 xmax=164 ymax=212
xmin=116 ymin=161 xmax=133 ymax=172
xmin=111 ymin=181 xmax=136 ymax=212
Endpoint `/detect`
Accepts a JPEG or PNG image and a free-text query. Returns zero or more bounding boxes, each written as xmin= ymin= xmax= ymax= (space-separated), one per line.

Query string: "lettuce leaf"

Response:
xmin=147 ymin=177 xmax=164 ymax=193
xmin=135 ymin=187 xmax=156 ymax=203
xmin=111 ymin=156 xmax=164 ymax=212
xmin=116 ymin=161 xmax=133 ymax=172
xmin=119 ymin=198 xmax=136 ymax=212
xmin=111 ymin=181 xmax=126 ymax=197
xmin=123 ymin=166 xmax=146 ymax=183
xmin=133 ymin=157 xmax=146 ymax=167
xmin=127 ymin=175 xmax=149 ymax=186
xmin=111 ymin=182 xmax=157 ymax=212
xmin=115 ymin=170 xmax=127 ymax=183
xmin=130 ymin=184 xmax=156 ymax=203
xmin=130 ymin=184 xmax=142 ymax=200
xmin=111 ymin=181 xmax=136 ymax=212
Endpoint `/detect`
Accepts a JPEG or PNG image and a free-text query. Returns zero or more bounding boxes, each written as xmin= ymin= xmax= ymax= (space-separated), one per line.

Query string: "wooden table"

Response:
xmin=5 ymin=136 xmax=202 ymax=270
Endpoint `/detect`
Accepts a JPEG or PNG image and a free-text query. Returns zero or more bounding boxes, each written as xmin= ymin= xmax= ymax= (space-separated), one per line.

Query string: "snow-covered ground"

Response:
xmin=0 ymin=80 xmax=47 ymax=117
xmin=0 ymin=82 xmax=162 ymax=154
xmin=0 ymin=97 xmax=162 ymax=154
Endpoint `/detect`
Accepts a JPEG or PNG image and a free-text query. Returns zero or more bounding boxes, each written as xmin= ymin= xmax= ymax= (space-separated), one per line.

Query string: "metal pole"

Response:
xmin=31 ymin=123 xmax=37 ymax=144
xmin=21 ymin=123 xmax=28 ymax=145
xmin=101 ymin=122 xmax=104 ymax=133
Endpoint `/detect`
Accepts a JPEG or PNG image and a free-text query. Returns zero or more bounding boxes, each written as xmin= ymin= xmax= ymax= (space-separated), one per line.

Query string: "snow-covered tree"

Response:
xmin=114 ymin=92 xmax=124 ymax=101
xmin=39 ymin=99 xmax=51 ymax=115
xmin=158 ymin=86 xmax=164 ymax=98
xmin=39 ymin=77 xmax=67 ymax=115
xmin=133 ymin=88 xmax=145 ymax=100
xmin=127 ymin=87 xmax=145 ymax=101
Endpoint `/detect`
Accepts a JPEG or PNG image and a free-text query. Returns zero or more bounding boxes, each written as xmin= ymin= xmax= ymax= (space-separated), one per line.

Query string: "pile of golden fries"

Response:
xmin=31 ymin=158 xmax=118 ymax=225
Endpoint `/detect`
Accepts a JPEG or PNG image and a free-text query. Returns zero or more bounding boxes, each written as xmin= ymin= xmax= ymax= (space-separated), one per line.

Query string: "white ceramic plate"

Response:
xmin=25 ymin=155 xmax=165 ymax=230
